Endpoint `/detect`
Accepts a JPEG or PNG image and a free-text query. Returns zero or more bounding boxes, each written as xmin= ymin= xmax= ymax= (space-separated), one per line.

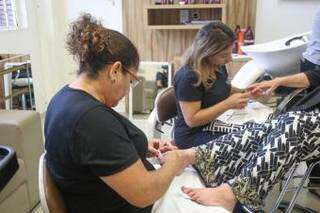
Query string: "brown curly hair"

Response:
xmin=66 ymin=13 xmax=139 ymax=78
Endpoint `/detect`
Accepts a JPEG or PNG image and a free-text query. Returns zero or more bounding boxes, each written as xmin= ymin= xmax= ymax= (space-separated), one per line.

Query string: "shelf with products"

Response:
xmin=145 ymin=3 xmax=226 ymax=30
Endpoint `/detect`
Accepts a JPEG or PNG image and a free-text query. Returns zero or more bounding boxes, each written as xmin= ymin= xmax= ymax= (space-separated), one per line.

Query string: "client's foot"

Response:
xmin=181 ymin=183 xmax=237 ymax=212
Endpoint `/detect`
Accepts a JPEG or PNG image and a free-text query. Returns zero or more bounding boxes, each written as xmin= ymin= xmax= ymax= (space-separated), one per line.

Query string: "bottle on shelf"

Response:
xmin=244 ymin=26 xmax=254 ymax=46
xmin=237 ymin=29 xmax=245 ymax=55
xmin=232 ymin=25 xmax=240 ymax=54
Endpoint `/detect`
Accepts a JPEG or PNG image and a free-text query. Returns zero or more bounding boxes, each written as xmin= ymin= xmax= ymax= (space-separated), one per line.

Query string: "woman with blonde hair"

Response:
xmin=174 ymin=21 xmax=251 ymax=149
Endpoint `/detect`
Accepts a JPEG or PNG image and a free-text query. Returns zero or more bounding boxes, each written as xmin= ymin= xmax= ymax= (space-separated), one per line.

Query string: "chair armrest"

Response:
xmin=0 ymin=145 xmax=19 ymax=192
xmin=0 ymin=110 xmax=44 ymax=207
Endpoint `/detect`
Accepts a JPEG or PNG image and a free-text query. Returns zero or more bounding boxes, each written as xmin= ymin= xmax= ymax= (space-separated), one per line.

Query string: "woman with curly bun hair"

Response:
xmin=44 ymin=13 xmax=193 ymax=213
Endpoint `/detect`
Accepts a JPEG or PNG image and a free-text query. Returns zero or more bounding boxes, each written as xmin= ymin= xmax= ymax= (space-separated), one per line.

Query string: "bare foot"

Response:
xmin=181 ymin=183 xmax=237 ymax=212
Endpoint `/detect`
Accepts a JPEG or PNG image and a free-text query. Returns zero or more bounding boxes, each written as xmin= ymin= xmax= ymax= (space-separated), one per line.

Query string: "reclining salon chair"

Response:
xmin=269 ymin=87 xmax=320 ymax=213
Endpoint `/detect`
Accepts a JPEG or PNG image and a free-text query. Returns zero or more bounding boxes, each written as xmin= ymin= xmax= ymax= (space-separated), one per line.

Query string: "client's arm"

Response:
xmin=248 ymin=73 xmax=310 ymax=95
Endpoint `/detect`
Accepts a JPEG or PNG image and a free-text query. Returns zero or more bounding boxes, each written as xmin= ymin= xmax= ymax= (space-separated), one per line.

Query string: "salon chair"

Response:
xmin=38 ymin=153 xmax=67 ymax=213
xmin=236 ymin=33 xmax=319 ymax=212
xmin=269 ymin=87 xmax=320 ymax=213
xmin=0 ymin=110 xmax=44 ymax=212
xmin=0 ymin=146 xmax=19 ymax=192
xmin=145 ymin=86 xmax=176 ymax=140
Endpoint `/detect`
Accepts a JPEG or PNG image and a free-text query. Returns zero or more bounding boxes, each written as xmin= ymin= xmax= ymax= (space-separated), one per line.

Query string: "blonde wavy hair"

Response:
xmin=181 ymin=21 xmax=236 ymax=89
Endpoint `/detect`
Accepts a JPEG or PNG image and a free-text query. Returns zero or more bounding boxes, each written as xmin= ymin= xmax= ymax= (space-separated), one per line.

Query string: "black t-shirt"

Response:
xmin=301 ymin=58 xmax=320 ymax=88
xmin=44 ymin=86 xmax=154 ymax=213
xmin=173 ymin=65 xmax=231 ymax=148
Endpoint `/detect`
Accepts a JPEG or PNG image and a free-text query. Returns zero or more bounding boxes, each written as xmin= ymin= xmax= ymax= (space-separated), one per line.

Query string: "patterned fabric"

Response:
xmin=202 ymin=119 xmax=257 ymax=134
xmin=195 ymin=110 xmax=320 ymax=210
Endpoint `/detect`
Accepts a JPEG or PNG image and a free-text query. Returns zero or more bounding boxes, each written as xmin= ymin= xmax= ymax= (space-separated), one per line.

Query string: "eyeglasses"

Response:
xmin=122 ymin=66 xmax=141 ymax=88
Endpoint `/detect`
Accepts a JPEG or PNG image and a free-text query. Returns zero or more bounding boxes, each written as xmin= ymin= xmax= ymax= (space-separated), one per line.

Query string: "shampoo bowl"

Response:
xmin=241 ymin=32 xmax=310 ymax=77
xmin=231 ymin=32 xmax=310 ymax=89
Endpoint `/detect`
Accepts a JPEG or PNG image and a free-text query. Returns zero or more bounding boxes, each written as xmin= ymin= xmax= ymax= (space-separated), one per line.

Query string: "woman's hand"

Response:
xmin=225 ymin=92 xmax=251 ymax=109
xmin=159 ymin=149 xmax=196 ymax=175
xmin=147 ymin=139 xmax=178 ymax=158
xmin=247 ymin=78 xmax=282 ymax=96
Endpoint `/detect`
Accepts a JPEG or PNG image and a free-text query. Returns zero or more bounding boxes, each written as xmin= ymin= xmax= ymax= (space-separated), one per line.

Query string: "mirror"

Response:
xmin=130 ymin=61 xmax=172 ymax=120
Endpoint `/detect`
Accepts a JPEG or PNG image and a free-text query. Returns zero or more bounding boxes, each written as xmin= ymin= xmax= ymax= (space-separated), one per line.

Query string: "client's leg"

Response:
xmin=182 ymin=121 xmax=271 ymax=211
xmin=195 ymin=121 xmax=272 ymax=186
xmin=184 ymin=110 xmax=320 ymax=211
xmin=229 ymin=110 xmax=320 ymax=209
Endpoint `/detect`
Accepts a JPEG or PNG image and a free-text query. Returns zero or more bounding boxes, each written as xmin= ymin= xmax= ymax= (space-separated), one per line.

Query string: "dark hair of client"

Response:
xmin=66 ymin=13 xmax=140 ymax=79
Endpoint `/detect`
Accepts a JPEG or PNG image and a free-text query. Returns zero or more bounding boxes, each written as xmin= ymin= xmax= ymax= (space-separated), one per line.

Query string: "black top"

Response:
xmin=44 ymin=86 xmax=154 ymax=213
xmin=301 ymin=58 xmax=320 ymax=88
xmin=173 ymin=65 xmax=231 ymax=148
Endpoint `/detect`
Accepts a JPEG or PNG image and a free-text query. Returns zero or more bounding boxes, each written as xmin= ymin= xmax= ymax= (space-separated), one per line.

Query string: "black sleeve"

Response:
xmin=303 ymin=69 xmax=320 ymax=88
xmin=175 ymin=70 xmax=203 ymax=102
xmin=73 ymin=107 xmax=140 ymax=177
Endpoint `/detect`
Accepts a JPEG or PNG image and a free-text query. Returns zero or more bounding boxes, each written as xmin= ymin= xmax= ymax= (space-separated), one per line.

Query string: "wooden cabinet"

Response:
xmin=172 ymin=55 xmax=252 ymax=80
xmin=123 ymin=0 xmax=256 ymax=62
xmin=145 ymin=4 xmax=226 ymax=30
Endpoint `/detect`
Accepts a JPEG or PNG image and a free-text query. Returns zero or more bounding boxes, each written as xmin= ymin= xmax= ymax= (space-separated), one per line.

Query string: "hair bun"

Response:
xmin=66 ymin=13 xmax=110 ymax=63
xmin=65 ymin=13 xmax=139 ymax=78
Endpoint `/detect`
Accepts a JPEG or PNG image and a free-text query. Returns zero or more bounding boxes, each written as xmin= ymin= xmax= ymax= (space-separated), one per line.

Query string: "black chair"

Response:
xmin=0 ymin=145 xmax=19 ymax=192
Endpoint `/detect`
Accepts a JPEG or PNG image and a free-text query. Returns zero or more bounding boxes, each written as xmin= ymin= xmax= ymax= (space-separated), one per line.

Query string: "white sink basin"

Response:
xmin=241 ymin=32 xmax=310 ymax=77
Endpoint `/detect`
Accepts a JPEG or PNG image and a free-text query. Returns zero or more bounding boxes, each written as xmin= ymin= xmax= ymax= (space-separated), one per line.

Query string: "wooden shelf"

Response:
xmin=145 ymin=3 xmax=226 ymax=30
xmin=148 ymin=24 xmax=203 ymax=30
xmin=146 ymin=4 xmax=225 ymax=9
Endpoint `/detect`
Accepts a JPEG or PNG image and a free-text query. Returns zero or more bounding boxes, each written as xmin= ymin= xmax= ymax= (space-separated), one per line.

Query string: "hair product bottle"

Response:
xmin=244 ymin=26 xmax=255 ymax=46
xmin=232 ymin=25 xmax=240 ymax=54
xmin=237 ymin=29 xmax=245 ymax=55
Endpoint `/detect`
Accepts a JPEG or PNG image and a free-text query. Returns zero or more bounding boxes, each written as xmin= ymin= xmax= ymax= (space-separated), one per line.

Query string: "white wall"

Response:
xmin=255 ymin=0 xmax=320 ymax=43
xmin=0 ymin=0 xmax=123 ymax=113
xmin=58 ymin=0 xmax=123 ymax=83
